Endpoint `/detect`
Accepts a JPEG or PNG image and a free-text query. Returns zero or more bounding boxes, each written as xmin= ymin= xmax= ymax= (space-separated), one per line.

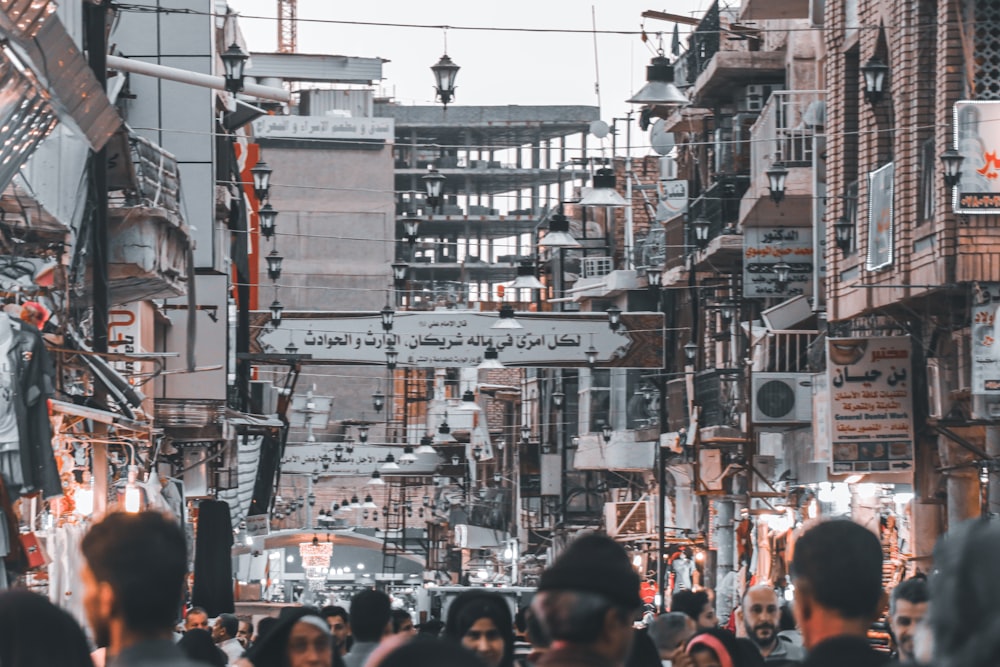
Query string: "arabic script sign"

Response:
xmin=827 ymin=337 xmax=914 ymax=475
xmin=953 ymin=101 xmax=1000 ymax=214
xmin=252 ymin=115 xmax=395 ymax=142
xmin=972 ymin=283 xmax=1000 ymax=401
xmin=250 ymin=311 xmax=664 ymax=368
xmin=742 ymin=227 xmax=813 ymax=299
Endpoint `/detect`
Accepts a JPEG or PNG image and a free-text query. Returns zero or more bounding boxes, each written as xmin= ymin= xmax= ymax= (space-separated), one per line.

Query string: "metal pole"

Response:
xmin=87 ymin=1 xmax=110 ymax=515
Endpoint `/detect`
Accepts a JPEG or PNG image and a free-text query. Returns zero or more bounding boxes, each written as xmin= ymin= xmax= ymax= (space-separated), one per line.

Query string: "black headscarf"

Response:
xmin=444 ymin=591 xmax=515 ymax=667
xmin=245 ymin=607 xmax=344 ymax=667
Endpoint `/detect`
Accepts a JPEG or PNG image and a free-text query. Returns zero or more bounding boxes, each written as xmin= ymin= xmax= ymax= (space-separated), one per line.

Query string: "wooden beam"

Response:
xmin=641 ymin=10 xmax=700 ymax=26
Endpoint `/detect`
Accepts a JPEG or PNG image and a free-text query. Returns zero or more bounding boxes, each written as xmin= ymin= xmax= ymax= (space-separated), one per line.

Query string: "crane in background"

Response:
xmin=277 ymin=0 xmax=296 ymax=53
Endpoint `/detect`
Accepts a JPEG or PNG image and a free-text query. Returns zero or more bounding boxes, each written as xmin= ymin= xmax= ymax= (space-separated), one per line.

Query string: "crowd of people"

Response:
xmin=0 ymin=511 xmax=998 ymax=667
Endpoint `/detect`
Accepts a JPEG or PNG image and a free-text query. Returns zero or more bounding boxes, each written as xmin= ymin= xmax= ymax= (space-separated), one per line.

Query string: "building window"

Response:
xmin=972 ymin=0 xmax=1000 ymax=99
xmin=918 ymin=138 xmax=936 ymax=224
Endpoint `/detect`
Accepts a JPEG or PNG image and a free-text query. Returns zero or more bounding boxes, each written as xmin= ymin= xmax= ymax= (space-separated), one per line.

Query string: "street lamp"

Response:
xmin=684 ymin=340 xmax=698 ymax=363
xmin=833 ymin=214 xmax=854 ymax=256
xmin=285 ymin=342 xmax=298 ymax=355
xmin=607 ymin=306 xmax=622 ymax=331
xmin=402 ymin=218 xmax=420 ymax=245
xmin=220 ymin=42 xmax=249 ymax=93
xmin=552 ymin=389 xmax=565 ymax=410
xmin=601 ymin=423 xmax=613 ymax=443
xmin=459 ymin=389 xmax=481 ymax=411
xmin=391 ymin=262 xmax=409 ymax=286
xmin=417 ymin=436 xmax=436 ymax=454
xmin=579 ymin=168 xmax=628 ymax=207
xmin=538 ymin=209 xmax=582 ymax=248
xmin=422 ymin=168 xmax=446 ymax=212
xmin=431 ymin=53 xmax=460 ymax=108
xmin=358 ymin=424 xmax=369 ymax=444
xmin=400 ymin=446 xmax=417 ymax=463
xmin=861 ymin=56 xmax=889 ymax=105
xmin=773 ymin=261 xmax=792 ymax=289
xmin=766 ymin=163 xmax=789 ymax=204
xmin=258 ymin=203 xmax=278 ymax=239
xmin=477 ymin=345 xmax=504 ymax=369
xmin=381 ymin=454 xmax=400 ymax=471
xmin=266 ymin=249 xmax=283 ymax=281
xmin=645 ymin=265 xmax=663 ymax=288
xmin=716 ymin=299 xmax=737 ymax=327
xmin=434 ymin=419 xmax=457 ymax=444
xmin=368 ymin=470 xmax=385 ymax=486
xmin=940 ymin=148 xmax=964 ymax=188
xmin=372 ymin=387 xmax=385 ymax=413
xmin=269 ymin=298 xmax=284 ymax=327
xmin=380 ymin=304 xmax=395 ymax=331
xmin=626 ymin=54 xmax=689 ymax=107
xmin=511 ymin=259 xmax=545 ymax=290
xmin=521 ymin=424 xmax=531 ymax=443
xmin=691 ymin=217 xmax=711 ymax=250
xmin=492 ymin=304 xmax=523 ymax=330
xmin=586 ymin=339 xmax=600 ymax=367
xmin=251 ymin=160 xmax=272 ymax=202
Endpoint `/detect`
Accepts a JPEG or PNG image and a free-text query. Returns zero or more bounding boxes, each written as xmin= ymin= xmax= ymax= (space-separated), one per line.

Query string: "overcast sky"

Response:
xmin=228 ymin=0 xmax=709 ymax=135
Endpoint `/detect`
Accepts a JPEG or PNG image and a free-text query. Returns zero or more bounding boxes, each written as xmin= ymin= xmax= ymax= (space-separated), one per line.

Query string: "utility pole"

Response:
xmin=86 ymin=0 xmax=110 ymax=515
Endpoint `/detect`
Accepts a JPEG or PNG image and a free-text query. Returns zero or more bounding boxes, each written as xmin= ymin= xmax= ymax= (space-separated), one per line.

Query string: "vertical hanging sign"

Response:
xmin=866 ymin=162 xmax=895 ymax=271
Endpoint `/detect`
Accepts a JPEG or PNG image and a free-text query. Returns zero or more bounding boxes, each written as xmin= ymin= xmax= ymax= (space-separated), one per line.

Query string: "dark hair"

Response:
xmin=218 ymin=613 xmax=239 ymax=639
xmin=81 ymin=511 xmax=188 ymax=634
xmin=930 ymin=518 xmax=1000 ymax=667
xmin=238 ymin=616 xmax=254 ymax=635
xmin=532 ymin=590 xmax=630 ymax=645
xmin=178 ymin=629 xmax=227 ymax=667
xmin=790 ymin=519 xmax=883 ymax=620
xmin=890 ymin=576 xmax=929 ymax=615
xmin=245 ymin=609 xmax=331 ymax=667
xmin=778 ymin=604 xmax=796 ymax=632
xmin=445 ymin=591 xmax=515 ymax=667
xmin=380 ymin=636 xmax=485 ymax=667
xmin=670 ymin=590 xmax=710 ymax=621
xmin=350 ymin=590 xmax=392 ymax=642
xmin=687 ymin=628 xmax=765 ymax=667
xmin=0 ymin=589 xmax=94 ymax=667
xmin=419 ymin=618 xmax=445 ymax=636
xmin=626 ymin=629 xmax=661 ymax=667
xmin=256 ymin=616 xmax=279 ymax=641
xmin=391 ymin=608 xmax=414 ymax=633
xmin=188 ymin=606 xmax=208 ymax=619
xmin=514 ymin=606 xmax=528 ymax=633
xmin=524 ymin=606 xmax=550 ymax=649
xmin=322 ymin=605 xmax=350 ymax=624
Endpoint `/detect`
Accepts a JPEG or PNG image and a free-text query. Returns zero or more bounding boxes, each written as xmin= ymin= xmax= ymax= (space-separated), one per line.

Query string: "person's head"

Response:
xmin=625 ymin=628 xmax=661 ymax=667
xmin=256 ymin=616 xmax=279 ymax=644
xmin=532 ymin=533 xmax=642 ymax=665
xmin=0 ymin=589 xmax=94 ymax=667
xmin=514 ymin=607 xmax=529 ymax=639
xmin=214 ymin=613 xmax=239 ymax=643
xmin=391 ymin=609 xmax=416 ymax=635
xmin=350 ymin=590 xmax=393 ymax=642
xmin=445 ymin=591 xmax=514 ymax=667
xmin=19 ymin=301 xmax=49 ymax=330
xmin=889 ymin=576 xmax=929 ymax=663
xmin=686 ymin=628 xmax=763 ymax=667
xmin=739 ymin=586 xmax=781 ymax=651
xmin=320 ymin=605 xmax=351 ymax=650
xmin=245 ymin=610 xmax=333 ymax=667
xmin=178 ymin=628 xmax=226 ymax=667
xmin=790 ymin=519 xmax=884 ymax=648
xmin=419 ymin=618 xmax=445 ymax=636
xmin=379 ymin=636 xmax=487 ymax=667
xmin=929 ymin=518 xmax=1000 ymax=667
xmin=648 ymin=612 xmax=697 ymax=660
xmin=671 ymin=590 xmax=716 ymax=631
xmin=81 ymin=511 xmax=188 ymax=649
xmin=237 ymin=618 xmax=254 ymax=647
xmin=186 ymin=607 xmax=210 ymax=632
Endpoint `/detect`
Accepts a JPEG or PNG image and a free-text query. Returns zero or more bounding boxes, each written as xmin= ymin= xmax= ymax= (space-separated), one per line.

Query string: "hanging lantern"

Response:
xmin=266 ymin=249 xmax=283 ymax=281
xmin=431 ymin=54 xmax=460 ymax=108
xmin=220 ymin=42 xmax=249 ymax=93
xmin=269 ymin=299 xmax=284 ymax=327
xmin=251 ymin=160 xmax=272 ymax=202
xmin=258 ymin=203 xmax=278 ymax=239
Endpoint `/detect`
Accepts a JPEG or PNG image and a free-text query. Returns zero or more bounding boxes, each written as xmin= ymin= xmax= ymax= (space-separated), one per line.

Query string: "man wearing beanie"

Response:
xmin=530 ymin=533 xmax=642 ymax=667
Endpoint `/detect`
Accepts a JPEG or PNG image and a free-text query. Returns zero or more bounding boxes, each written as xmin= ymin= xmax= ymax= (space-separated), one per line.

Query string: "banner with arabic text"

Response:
xmin=954 ymin=101 xmax=1000 ymax=214
xmin=742 ymin=227 xmax=813 ymax=299
xmin=827 ymin=336 xmax=913 ymax=475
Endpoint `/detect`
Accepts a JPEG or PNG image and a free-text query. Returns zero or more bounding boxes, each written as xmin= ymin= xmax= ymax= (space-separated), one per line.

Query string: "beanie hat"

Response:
xmin=537 ymin=533 xmax=642 ymax=609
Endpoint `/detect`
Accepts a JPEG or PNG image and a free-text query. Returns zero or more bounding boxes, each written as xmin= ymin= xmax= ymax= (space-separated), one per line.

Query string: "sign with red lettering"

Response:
xmin=953 ymin=101 xmax=1000 ymax=214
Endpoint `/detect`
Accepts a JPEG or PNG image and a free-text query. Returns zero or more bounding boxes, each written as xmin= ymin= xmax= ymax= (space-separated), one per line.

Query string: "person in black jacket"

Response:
xmin=790 ymin=520 xmax=888 ymax=667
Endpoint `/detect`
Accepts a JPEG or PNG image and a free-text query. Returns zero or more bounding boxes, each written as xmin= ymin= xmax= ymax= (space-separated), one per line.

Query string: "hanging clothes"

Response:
xmin=191 ymin=499 xmax=234 ymax=616
xmin=8 ymin=318 xmax=58 ymax=498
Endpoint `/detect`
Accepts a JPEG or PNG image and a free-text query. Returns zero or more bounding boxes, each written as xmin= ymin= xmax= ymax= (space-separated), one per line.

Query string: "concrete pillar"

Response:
xmin=714 ymin=498 xmax=735 ymax=619
xmin=909 ymin=500 xmax=942 ymax=573
xmin=946 ymin=469 xmax=980 ymax=528
xmin=986 ymin=425 xmax=1000 ymax=516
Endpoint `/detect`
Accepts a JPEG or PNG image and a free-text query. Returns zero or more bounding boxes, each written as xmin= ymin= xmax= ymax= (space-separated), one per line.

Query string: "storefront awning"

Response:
xmin=49 ymin=399 xmax=151 ymax=434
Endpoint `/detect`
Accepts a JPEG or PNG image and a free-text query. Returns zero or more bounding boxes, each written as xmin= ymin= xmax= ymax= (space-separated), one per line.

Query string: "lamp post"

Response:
xmin=861 ymin=56 xmax=889 ymax=105
xmin=766 ymin=163 xmax=788 ymax=205
xmin=220 ymin=42 xmax=249 ymax=93
xmin=431 ymin=53 xmax=460 ymax=108
xmin=422 ymin=168 xmax=446 ymax=213
xmin=691 ymin=217 xmax=711 ymax=250
xmin=940 ymin=148 xmax=964 ymax=188
xmin=833 ymin=215 xmax=854 ymax=257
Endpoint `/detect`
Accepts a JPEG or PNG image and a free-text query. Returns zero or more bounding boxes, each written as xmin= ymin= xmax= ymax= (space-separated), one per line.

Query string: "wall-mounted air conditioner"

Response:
xmin=752 ymin=373 xmax=813 ymax=424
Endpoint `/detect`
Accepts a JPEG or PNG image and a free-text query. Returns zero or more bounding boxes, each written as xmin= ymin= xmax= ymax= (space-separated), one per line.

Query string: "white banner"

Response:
xmin=252 ymin=115 xmax=394 ymax=142
xmin=828 ymin=337 xmax=914 ymax=474
xmin=743 ymin=227 xmax=813 ymax=299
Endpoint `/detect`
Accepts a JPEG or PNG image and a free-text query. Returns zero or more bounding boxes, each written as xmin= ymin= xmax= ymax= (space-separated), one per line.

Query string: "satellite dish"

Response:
xmin=589 ymin=120 xmax=610 ymax=139
xmin=650 ymin=120 xmax=675 ymax=156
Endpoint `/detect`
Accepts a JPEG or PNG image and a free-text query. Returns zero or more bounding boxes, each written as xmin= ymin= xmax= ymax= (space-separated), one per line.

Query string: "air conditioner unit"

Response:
xmin=752 ymin=373 xmax=813 ymax=424
xmin=604 ymin=500 xmax=654 ymax=538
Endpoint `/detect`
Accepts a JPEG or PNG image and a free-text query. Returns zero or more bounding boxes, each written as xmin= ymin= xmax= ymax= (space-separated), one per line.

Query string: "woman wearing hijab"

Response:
xmin=685 ymin=628 xmax=764 ymax=667
xmin=444 ymin=591 xmax=515 ymax=667
xmin=244 ymin=607 xmax=346 ymax=667
xmin=178 ymin=629 xmax=227 ymax=667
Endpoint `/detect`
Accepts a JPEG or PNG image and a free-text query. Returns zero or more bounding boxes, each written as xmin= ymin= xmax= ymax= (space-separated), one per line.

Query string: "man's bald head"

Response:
xmin=741 ymin=585 xmax=781 ymax=650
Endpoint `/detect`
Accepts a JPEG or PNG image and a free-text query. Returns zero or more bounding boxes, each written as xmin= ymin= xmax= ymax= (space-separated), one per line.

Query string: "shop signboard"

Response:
xmin=743 ymin=227 xmax=813 ymax=299
xmin=971 ymin=283 xmax=1000 ymax=418
xmin=250 ymin=310 xmax=664 ymax=368
xmin=656 ymin=179 xmax=688 ymax=221
xmin=252 ymin=115 xmax=394 ymax=142
xmin=827 ymin=336 xmax=914 ymax=474
xmin=866 ymin=162 xmax=895 ymax=271
xmin=953 ymin=101 xmax=1000 ymax=214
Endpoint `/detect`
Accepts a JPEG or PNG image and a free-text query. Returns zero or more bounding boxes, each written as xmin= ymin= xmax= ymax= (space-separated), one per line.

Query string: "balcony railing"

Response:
xmin=757 ymin=329 xmax=821 ymax=373
xmin=677 ymin=1 xmax=722 ymax=87
xmin=750 ymin=90 xmax=825 ymax=182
